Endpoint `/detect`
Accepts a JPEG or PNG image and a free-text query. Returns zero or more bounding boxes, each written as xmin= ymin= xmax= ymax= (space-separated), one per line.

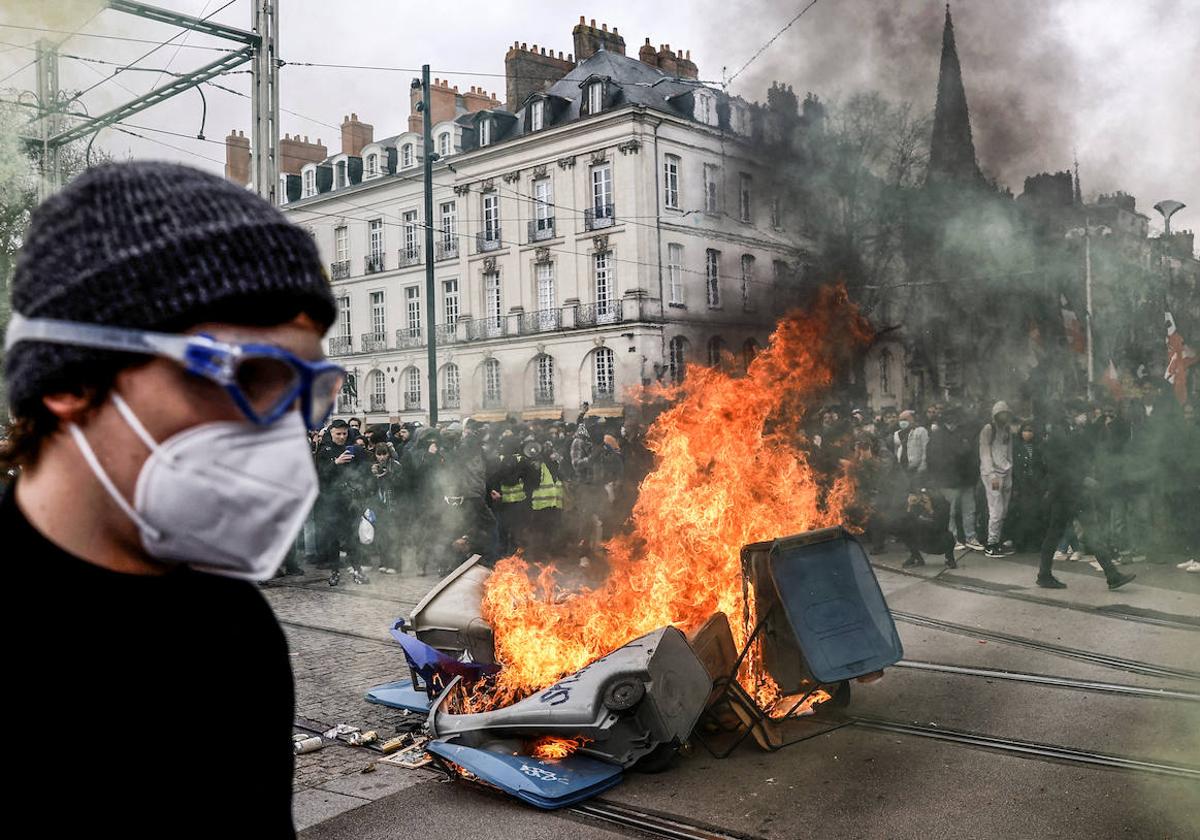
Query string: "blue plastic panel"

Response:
xmin=425 ymin=739 xmax=623 ymax=809
xmin=364 ymin=679 xmax=432 ymax=714
xmin=768 ymin=533 xmax=903 ymax=683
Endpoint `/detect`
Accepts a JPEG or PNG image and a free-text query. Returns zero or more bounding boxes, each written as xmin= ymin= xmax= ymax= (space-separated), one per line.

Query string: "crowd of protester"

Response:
xmin=286 ymin=378 xmax=1198 ymax=592
xmin=286 ymin=407 xmax=651 ymax=585
xmin=814 ymin=381 xmax=1200 ymax=589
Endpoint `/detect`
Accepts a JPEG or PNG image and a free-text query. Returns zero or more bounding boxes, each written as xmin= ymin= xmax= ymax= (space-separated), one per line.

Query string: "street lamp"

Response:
xmin=1066 ymin=220 xmax=1112 ymax=400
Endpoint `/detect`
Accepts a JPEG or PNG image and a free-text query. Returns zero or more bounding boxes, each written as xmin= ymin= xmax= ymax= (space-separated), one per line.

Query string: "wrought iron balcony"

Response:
xmin=404 ymin=392 xmax=422 ymax=411
xmin=361 ymin=332 xmax=388 ymax=353
xmin=533 ymin=388 xmax=556 ymax=407
xmin=522 ymin=308 xmax=562 ymax=333
xmin=584 ymin=203 xmax=615 ymax=230
xmin=368 ymin=396 xmax=388 ymax=413
xmin=335 ymin=395 xmax=356 ymax=414
xmin=330 ymin=260 xmax=351 ymax=280
xmin=435 ymin=238 xmax=459 ymax=261
xmin=440 ymin=390 xmax=461 ymax=410
xmin=575 ymin=301 xmax=622 ymax=327
xmin=365 ymin=253 xmax=385 ymax=274
xmin=397 ymin=245 xmax=423 ymax=268
xmin=328 ymin=336 xmax=353 ymax=356
xmin=436 ymin=322 xmax=463 ymax=344
xmin=395 ymin=326 xmax=425 ymax=349
xmin=467 ymin=316 xmax=509 ymax=340
xmin=476 ymin=230 xmax=502 ymax=253
xmin=528 ymin=218 xmax=556 ymax=242
xmin=481 ymin=393 xmax=504 ymax=410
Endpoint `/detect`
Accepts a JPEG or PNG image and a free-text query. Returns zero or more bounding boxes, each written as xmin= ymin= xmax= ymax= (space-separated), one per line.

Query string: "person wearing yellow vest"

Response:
xmin=492 ymin=435 xmax=538 ymax=555
xmin=528 ymin=439 xmax=567 ymax=559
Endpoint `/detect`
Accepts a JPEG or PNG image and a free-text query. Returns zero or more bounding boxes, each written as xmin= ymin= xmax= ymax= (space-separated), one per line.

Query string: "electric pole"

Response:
xmin=251 ymin=0 xmax=279 ymax=203
xmin=418 ymin=64 xmax=439 ymax=425
xmin=35 ymin=39 xmax=60 ymax=203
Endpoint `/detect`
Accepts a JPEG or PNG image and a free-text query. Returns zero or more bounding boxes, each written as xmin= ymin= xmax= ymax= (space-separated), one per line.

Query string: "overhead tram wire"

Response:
xmin=150 ymin=0 xmax=217 ymax=91
xmin=0 ymin=25 xmax=237 ymax=52
xmin=726 ymin=0 xmax=821 ymax=85
xmin=63 ymin=0 xmax=238 ymax=108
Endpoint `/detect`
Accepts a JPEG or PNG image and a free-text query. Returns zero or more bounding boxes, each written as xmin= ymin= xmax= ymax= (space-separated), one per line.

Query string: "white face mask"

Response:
xmin=70 ymin=393 xmax=318 ymax=581
xmin=898 ymin=420 xmax=912 ymax=430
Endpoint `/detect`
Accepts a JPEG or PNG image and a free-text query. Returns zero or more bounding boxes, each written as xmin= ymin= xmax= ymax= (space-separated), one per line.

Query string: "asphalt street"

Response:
xmin=262 ymin=546 xmax=1200 ymax=839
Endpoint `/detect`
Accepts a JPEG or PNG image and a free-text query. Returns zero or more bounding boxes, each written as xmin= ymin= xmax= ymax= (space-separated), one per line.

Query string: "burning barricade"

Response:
xmin=366 ymin=288 xmax=903 ymax=808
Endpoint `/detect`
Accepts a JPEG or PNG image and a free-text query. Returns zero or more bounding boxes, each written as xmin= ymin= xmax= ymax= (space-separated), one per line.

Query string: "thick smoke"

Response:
xmin=702 ymin=0 xmax=1199 ymax=220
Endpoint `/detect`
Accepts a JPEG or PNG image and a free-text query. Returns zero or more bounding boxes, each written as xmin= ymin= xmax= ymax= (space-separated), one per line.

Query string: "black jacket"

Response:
xmin=3 ymin=485 xmax=296 ymax=837
xmin=927 ymin=424 xmax=979 ymax=488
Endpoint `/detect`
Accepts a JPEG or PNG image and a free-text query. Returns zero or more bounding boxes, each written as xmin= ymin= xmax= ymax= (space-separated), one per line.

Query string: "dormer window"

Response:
xmin=586 ymin=81 xmax=604 ymax=115
xmin=530 ymin=99 xmax=545 ymax=131
xmin=479 ymin=118 xmax=493 ymax=147
xmin=438 ymin=132 xmax=451 ymax=157
xmin=401 ymin=143 xmax=414 ymax=168
xmin=335 ymin=160 xmax=347 ymax=188
xmin=366 ymin=153 xmax=378 ymax=177
xmin=303 ymin=168 xmax=315 ymax=197
xmin=695 ymin=92 xmax=716 ymax=126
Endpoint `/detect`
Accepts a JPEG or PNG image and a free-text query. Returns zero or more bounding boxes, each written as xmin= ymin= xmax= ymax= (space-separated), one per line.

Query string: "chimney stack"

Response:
xmin=572 ymin=17 xmax=626 ymax=62
xmin=340 ymin=112 xmax=373 ymax=157
xmin=224 ymin=129 xmax=250 ymax=185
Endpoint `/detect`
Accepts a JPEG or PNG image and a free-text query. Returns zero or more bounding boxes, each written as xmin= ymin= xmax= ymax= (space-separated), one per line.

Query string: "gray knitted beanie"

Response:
xmin=5 ymin=161 xmax=336 ymax=414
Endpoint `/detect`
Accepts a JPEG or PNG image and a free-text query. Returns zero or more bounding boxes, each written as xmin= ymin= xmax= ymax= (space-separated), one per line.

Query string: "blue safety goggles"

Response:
xmin=4 ymin=312 xmax=346 ymax=428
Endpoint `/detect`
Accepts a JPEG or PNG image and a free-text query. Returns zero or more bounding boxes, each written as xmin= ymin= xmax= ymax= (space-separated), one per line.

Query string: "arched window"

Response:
xmin=879 ymin=348 xmax=893 ymax=396
xmin=401 ymin=143 xmax=414 ymax=168
xmin=707 ymin=336 xmax=726 ymax=368
xmin=438 ymin=132 xmax=451 ymax=157
xmin=483 ymin=358 xmax=502 ymax=407
xmin=366 ymin=153 xmax=378 ymax=177
xmin=442 ymin=363 xmax=461 ymax=408
xmin=668 ymin=336 xmax=687 ymax=385
xmin=404 ymin=367 xmax=421 ymax=409
xmin=370 ymin=370 xmax=387 ymax=412
xmin=535 ymin=354 xmax=555 ymax=405
xmin=743 ymin=338 xmax=759 ymax=370
xmin=593 ymin=347 xmax=615 ymax=402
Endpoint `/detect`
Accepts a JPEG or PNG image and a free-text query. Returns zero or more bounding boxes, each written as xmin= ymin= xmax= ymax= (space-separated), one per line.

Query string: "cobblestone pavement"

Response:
xmin=259 ymin=570 xmax=443 ymax=799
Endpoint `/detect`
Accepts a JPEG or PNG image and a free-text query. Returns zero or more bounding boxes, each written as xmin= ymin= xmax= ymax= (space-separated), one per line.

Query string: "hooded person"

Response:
xmin=490 ymin=434 xmax=538 ymax=554
xmin=1 ymin=162 xmax=339 ymax=836
xmin=892 ymin=409 xmax=929 ymax=483
xmin=980 ymin=400 xmax=1016 ymax=556
xmin=927 ymin=405 xmax=983 ymax=551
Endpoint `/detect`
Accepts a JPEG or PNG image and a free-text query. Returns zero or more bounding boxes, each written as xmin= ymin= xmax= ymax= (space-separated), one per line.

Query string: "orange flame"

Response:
xmin=529 ymin=736 xmax=592 ymax=760
xmin=476 ymin=286 xmax=872 ymax=709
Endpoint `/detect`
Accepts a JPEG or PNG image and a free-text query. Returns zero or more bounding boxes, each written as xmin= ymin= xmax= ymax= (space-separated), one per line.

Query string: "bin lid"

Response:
xmin=767 ymin=530 xmax=903 ymax=684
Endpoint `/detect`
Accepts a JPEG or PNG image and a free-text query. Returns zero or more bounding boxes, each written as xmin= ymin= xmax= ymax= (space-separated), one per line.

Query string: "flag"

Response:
xmin=1165 ymin=311 xmax=1197 ymax=405
xmin=1060 ymin=294 xmax=1086 ymax=355
xmin=1101 ymin=359 xmax=1123 ymax=401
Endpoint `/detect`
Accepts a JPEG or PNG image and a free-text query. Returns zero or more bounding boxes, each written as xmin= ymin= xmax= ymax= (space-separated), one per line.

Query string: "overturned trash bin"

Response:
xmin=424 ymin=625 xmax=712 ymax=809
xmin=697 ymin=526 xmax=903 ymax=756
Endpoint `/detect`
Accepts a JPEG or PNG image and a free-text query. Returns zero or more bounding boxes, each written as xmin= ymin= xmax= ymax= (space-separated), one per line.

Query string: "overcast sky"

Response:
xmin=2 ymin=0 xmax=1197 ymax=234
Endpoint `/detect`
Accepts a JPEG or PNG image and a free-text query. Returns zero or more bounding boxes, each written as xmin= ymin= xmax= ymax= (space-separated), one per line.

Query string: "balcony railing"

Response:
xmin=330 ymin=260 xmax=351 ymax=280
xmin=336 ymin=395 xmax=356 ymax=414
xmin=365 ymin=253 xmax=385 ymax=274
xmin=476 ymin=230 xmax=502 ymax=253
xmin=591 ymin=386 xmax=616 ymax=406
xmin=435 ymin=239 xmax=459 ymax=261
xmin=528 ymin=218 xmax=556 ymax=242
xmin=397 ymin=245 xmax=423 ymax=268
xmin=522 ymin=308 xmax=562 ymax=333
xmin=575 ymin=301 xmax=621 ymax=327
xmin=481 ymin=393 xmax=504 ymax=410
xmin=330 ymin=298 xmax=663 ymax=354
xmin=368 ymin=396 xmax=388 ymax=413
xmin=440 ymin=390 xmax=461 ymax=410
xmin=584 ymin=203 xmax=615 ymax=230
xmin=533 ymin=388 xmax=556 ymax=406
xmin=395 ymin=327 xmax=425 ymax=349
xmin=404 ymin=393 xmax=422 ymax=411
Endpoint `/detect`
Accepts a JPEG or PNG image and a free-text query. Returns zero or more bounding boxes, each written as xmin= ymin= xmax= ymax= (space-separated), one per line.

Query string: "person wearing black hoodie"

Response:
xmin=1037 ymin=402 xmax=1136 ymax=590
xmin=927 ymin=406 xmax=983 ymax=551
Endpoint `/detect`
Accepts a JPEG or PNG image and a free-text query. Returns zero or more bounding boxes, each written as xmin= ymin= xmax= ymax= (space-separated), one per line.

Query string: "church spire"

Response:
xmin=927 ymin=4 xmax=982 ymax=186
